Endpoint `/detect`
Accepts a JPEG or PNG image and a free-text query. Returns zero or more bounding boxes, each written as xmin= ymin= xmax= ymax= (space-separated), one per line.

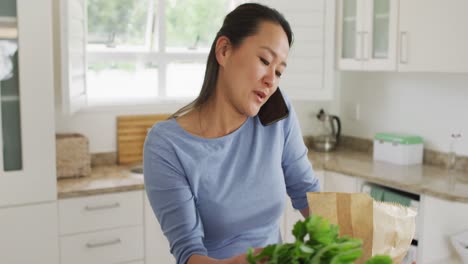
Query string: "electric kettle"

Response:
xmin=312 ymin=109 xmax=341 ymax=152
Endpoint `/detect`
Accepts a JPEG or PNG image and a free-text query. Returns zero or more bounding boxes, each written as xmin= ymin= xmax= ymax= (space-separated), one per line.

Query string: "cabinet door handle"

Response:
xmin=400 ymin=31 xmax=409 ymax=64
xmin=86 ymin=238 xmax=121 ymax=248
xmin=84 ymin=202 xmax=120 ymax=211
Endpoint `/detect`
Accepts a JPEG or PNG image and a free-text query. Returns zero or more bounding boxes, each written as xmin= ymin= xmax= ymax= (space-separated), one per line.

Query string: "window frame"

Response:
xmin=85 ymin=0 xmax=233 ymax=107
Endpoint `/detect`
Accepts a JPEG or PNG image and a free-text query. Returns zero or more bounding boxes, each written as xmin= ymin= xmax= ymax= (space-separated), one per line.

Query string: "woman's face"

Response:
xmin=217 ymin=21 xmax=290 ymax=117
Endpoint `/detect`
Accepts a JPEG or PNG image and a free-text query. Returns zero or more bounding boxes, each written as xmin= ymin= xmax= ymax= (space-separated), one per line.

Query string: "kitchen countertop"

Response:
xmin=57 ymin=165 xmax=144 ymax=199
xmin=309 ymin=148 xmax=468 ymax=203
xmin=57 ymin=148 xmax=468 ymax=202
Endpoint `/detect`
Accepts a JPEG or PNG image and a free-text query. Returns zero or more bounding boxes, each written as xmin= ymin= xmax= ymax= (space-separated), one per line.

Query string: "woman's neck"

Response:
xmin=198 ymin=93 xmax=247 ymax=138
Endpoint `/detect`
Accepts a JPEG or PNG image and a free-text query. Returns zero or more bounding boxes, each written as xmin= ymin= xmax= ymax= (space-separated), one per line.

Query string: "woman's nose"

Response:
xmin=262 ymin=68 xmax=275 ymax=88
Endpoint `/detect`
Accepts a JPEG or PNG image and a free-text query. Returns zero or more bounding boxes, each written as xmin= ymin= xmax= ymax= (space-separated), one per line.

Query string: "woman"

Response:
xmin=144 ymin=3 xmax=320 ymax=264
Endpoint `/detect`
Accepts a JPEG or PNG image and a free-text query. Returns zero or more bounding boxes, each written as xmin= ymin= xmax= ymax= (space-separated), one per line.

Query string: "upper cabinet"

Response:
xmin=0 ymin=0 xmax=56 ymax=207
xmin=336 ymin=0 xmax=398 ymax=71
xmin=398 ymin=0 xmax=468 ymax=73
xmin=337 ymin=0 xmax=468 ymax=73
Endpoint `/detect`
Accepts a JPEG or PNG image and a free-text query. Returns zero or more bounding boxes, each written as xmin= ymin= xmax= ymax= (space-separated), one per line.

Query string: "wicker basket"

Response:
xmin=56 ymin=133 xmax=91 ymax=178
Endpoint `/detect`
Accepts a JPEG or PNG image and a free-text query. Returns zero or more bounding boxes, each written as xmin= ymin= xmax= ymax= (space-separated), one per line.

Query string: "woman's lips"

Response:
xmin=254 ymin=91 xmax=267 ymax=103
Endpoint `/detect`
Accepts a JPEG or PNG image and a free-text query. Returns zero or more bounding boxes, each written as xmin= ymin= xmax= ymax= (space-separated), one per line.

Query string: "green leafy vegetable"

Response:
xmin=364 ymin=255 xmax=392 ymax=264
xmin=246 ymin=215 xmax=392 ymax=264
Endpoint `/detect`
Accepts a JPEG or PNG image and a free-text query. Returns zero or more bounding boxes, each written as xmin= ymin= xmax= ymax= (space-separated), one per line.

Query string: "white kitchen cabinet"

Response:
xmin=144 ymin=194 xmax=176 ymax=264
xmin=323 ymin=171 xmax=359 ymax=193
xmin=60 ymin=226 xmax=144 ymax=264
xmin=338 ymin=0 xmax=468 ymax=73
xmin=0 ymin=0 xmax=57 ymax=207
xmin=0 ymin=1 xmax=59 ymax=263
xmin=0 ymin=202 xmax=59 ymax=264
xmin=417 ymin=194 xmax=468 ymax=264
xmin=282 ymin=197 xmax=304 ymax=243
xmin=58 ymin=191 xmax=144 ymax=264
xmin=398 ymin=0 xmax=468 ymax=72
xmin=336 ymin=0 xmax=399 ymax=71
xmin=315 ymin=169 xmax=325 ymax=191
xmin=59 ymin=191 xmax=143 ymax=235
xmin=282 ymin=170 xmax=324 ymax=243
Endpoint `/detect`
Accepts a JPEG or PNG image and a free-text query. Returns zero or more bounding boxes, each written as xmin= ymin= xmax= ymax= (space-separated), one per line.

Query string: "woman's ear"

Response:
xmin=215 ymin=36 xmax=232 ymax=67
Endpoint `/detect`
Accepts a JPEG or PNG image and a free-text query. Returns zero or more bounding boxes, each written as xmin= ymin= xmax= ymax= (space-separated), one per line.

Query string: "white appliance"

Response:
xmin=451 ymin=230 xmax=468 ymax=264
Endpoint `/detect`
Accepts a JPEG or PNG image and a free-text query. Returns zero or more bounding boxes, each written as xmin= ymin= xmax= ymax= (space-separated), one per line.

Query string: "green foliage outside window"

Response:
xmin=166 ymin=0 xmax=227 ymax=49
xmin=87 ymin=0 xmax=148 ymax=46
xmin=87 ymin=0 xmax=228 ymax=49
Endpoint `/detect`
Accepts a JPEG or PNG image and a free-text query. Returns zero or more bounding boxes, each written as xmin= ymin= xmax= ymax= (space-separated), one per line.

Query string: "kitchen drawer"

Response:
xmin=59 ymin=191 xmax=143 ymax=235
xmin=60 ymin=226 xmax=144 ymax=264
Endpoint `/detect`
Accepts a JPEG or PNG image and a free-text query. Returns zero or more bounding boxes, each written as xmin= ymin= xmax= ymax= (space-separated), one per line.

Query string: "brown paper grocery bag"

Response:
xmin=307 ymin=192 xmax=373 ymax=264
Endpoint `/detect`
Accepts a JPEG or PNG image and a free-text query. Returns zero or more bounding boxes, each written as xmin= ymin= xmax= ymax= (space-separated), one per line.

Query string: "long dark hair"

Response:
xmin=170 ymin=3 xmax=293 ymax=118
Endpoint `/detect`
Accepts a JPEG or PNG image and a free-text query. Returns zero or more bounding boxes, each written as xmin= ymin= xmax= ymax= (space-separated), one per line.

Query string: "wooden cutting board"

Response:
xmin=117 ymin=114 xmax=170 ymax=165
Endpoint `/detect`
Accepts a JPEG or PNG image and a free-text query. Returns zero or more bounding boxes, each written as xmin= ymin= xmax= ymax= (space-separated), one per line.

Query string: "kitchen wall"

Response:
xmin=55 ymin=100 xmax=333 ymax=153
xmin=339 ymin=72 xmax=468 ymax=156
xmin=57 ymin=70 xmax=468 ymax=156
xmin=53 ymin=0 xmax=336 ymax=154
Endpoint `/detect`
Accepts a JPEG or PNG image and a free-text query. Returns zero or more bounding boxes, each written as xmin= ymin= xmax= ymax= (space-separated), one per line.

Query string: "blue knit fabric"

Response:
xmin=144 ymin=97 xmax=320 ymax=264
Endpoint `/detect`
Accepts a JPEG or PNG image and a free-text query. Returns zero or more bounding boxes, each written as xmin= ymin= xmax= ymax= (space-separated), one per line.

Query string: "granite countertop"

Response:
xmin=309 ymin=148 xmax=468 ymax=203
xmin=57 ymin=148 xmax=468 ymax=202
xmin=57 ymin=165 xmax=144 ymax=199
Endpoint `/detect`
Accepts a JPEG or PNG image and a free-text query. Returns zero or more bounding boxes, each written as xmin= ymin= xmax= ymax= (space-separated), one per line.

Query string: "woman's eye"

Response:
xmin=260 ymin=57 xmax=270 ymax=65
xmin=275 ymin=71 xmax=282 ymax=78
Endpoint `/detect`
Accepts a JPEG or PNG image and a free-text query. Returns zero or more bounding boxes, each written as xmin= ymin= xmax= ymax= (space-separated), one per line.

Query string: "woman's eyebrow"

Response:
xmin=260 ymin=46 xmax=287 ymax=67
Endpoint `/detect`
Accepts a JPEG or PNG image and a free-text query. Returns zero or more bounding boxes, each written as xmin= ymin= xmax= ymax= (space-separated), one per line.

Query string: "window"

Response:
xmin=86 ymin=0 xmax=235 ymax=105
xmin=62 ymin=0 xmax=331 ymax=114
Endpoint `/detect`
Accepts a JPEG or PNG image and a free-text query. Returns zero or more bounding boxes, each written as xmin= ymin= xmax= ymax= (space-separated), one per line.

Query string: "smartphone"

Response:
xmin=258 ymin=88 xmax=289 ymax=126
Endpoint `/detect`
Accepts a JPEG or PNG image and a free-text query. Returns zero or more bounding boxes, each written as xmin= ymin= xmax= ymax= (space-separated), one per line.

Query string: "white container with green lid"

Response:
xmin=373 ymin=132 xmax=424 ymax=165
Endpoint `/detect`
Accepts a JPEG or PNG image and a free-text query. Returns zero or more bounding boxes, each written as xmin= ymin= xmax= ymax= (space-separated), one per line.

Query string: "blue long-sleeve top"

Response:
xmin=143 ymin=97 xmax=320 ymax=264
